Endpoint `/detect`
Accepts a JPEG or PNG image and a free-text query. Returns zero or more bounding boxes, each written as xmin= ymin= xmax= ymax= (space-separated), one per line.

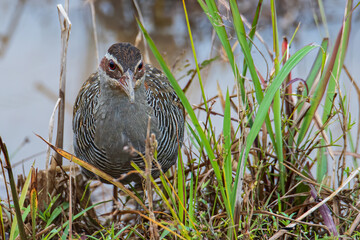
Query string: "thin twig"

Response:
xmin=313 ymin=111 xmax=336 ymax=161
xmin=343 ymin=64 xmax=360 ymax=170
xmin=269 ymin=164 xmax=360 ymax=239
xmin=240 ymin=13 xmax=273 ymax=59
xmin=35 ymin=224 xmax=56 ymax=239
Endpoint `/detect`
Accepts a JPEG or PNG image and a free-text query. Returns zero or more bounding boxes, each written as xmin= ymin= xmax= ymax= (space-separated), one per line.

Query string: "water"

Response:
xmin=0 ymin=0 xmax=359 ymax=198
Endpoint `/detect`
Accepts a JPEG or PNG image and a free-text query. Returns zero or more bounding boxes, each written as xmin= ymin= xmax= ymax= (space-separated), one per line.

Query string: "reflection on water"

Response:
xmin=0 ymin=0 xmax=359 ymax=197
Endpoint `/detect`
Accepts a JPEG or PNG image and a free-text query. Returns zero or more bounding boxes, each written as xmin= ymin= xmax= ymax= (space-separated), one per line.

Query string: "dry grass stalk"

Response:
xmin=53 ymin=3 xmax=71 ymax=168
xmin=347 ymin=212 xmax=360 ymax=235
xmin=45 ymin=98 xmax=60 ymax=206
xmin=89 ymin=0 xmax=99 ymax=64
xmin=68 ymin=163 xmax=73 ymax=240
xmin=133 ymin=0 xmax=150 ymax=63
xmin=145 ymin=117 xmax=159 ymax=240
xmin=38 ymin=134 xmax=149 ymax=211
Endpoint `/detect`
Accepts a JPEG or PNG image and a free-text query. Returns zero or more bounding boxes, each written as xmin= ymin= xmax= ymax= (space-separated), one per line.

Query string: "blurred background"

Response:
xmin=0 ymin=0 xmax=359 ymax=193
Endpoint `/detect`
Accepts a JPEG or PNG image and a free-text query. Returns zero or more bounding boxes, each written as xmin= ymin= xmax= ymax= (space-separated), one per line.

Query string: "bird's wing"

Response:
xmin=144 ymin=65 xmax=185 ymax=171
xmin=73 ymin=73 xmax=109 ymax=176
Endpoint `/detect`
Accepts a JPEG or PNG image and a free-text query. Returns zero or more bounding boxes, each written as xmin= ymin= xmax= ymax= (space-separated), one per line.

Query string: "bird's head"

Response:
xmin=99 ymin=43 xmax=145 ymax=103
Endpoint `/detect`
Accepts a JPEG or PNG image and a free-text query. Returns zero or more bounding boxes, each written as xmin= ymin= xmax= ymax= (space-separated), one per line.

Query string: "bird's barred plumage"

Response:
xmin=73 ymin=44 xmax=185 ymax=184
xmin=144 ymin=65 xmax=185 ymax=171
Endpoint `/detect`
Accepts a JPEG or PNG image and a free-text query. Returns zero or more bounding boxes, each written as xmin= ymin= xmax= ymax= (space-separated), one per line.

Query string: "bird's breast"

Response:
xmin=93 ymin=89 xmax=159 ymax=165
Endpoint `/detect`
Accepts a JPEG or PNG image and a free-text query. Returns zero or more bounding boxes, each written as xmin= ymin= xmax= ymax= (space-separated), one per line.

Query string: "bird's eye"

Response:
xmin=137 ymin=62 xmax=143 ymax=71
xmin=109 ymin=60 xmax=116 ymax=70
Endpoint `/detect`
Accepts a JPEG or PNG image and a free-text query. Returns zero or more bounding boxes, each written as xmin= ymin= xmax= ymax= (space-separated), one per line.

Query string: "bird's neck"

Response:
xmin=98 ymin=72 xmax=147 ymax=105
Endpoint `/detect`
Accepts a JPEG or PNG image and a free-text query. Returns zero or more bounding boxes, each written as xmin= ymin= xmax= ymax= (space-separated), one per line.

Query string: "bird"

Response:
xmin=72 ymin=42 xmax=185 ymax=184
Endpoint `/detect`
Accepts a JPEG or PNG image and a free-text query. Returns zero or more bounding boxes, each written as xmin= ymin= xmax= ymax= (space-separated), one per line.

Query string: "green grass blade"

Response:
xmin=270 ymin=0 xmax=285 ymax=195
xmin=45 ymin=201 xmax=107 ymax=239
xmin=223 ymin=89 xmax=232 ymax=200
xmin=242 ymin=0 xmax=263 ymax=77
xmin=182 ymin=0 xmax=217 ymax=145
xmin=198 ymin=0 xmax=245 ymax=103
xmin=241 ymin=44 xmax=318 ymax=180
xmin=135 ymin=165 xmax=198 ymax=238
xmin=45 ymin=202 xmax=69 ymax=228
xmin=230 ymin=0 xmax=263 ymax=104
xmin=321 ymin=0 xmax=352 ymax=133
xmin=229 ymin=0 xmax=277 ymax=204
xmin=188 ymin=173 xmax=195 ymax=226
xmin=239 ymin=0 xmax=263 ymax=128
xmin=305 ymin=38 xmax=329 ymax=95
xmin=297 ymin=1 xmax=352 ymax=147
xmin=177 ymin=150 xmax=186 ymax=224
xmin=9 ymin=163 xmax=33 ymax=240
xmin=137 ymin=19 xmax=231 ymax=219
xmin=318 ymin=0 xmax=330 ymax=37
xmin=229 ymin=0 xmax=277 ymax=152
xmin=316 ymin=0 xmax=353 ymax=182
xmin=182 ymin=0 xmax=207 ymax=114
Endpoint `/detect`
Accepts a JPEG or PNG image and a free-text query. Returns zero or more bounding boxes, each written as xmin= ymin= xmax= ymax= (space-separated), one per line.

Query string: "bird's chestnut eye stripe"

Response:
xmin=109 ymin=60 xmax=116 ymax=70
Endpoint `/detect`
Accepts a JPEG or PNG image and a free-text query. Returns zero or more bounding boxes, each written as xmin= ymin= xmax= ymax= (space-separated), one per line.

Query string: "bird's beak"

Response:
xmin=120 ymin=69 xmax=135 ymax=103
